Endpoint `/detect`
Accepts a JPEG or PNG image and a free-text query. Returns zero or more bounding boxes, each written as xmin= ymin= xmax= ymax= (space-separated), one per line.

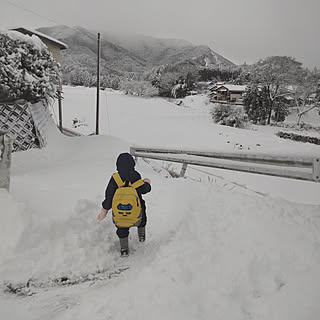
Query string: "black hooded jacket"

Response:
xmin=102 ymin=153 xmax=151 ymax=210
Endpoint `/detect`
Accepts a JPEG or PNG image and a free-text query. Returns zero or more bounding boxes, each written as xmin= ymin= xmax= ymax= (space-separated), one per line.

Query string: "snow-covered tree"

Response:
xmin=250 ymin=56 xmax=303 ymax=124
xmin=69 ymin=68 xmax=93 ymax=87
xmin=171 ymin=82 xmax=187 ymax=98
xmin=243 ymin=85 xmax=269 ymax=124
xmin=154 ymin=72 xmax=181 ymax=97
xmin=272 ymin=95 xmax=291 ymax=123
xmin=119 ymin=79 xmax=158 ymax=97
xmin=0 ymin=31 xmax=61 ymax=103
xmin=147 ymin=64 xmax=196 ymax=98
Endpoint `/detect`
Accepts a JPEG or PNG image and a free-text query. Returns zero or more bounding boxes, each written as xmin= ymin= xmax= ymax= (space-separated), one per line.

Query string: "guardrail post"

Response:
xmin=313 ymin=158 xmax=320 ymax=182
xmin=0 ymin=133 xmax=13 ymax=191
xmin=130 ymin=147 xmax=138 ymax=162
xmin=179 ymin=163 xmax=188 ymax=177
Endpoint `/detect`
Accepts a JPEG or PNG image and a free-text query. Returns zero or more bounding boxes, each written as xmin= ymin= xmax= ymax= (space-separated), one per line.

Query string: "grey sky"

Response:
xmin=2 ymin=0 xmax=320 ymax=69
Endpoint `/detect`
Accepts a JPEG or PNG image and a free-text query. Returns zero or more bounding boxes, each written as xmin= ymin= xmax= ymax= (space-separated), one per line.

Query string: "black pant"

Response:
xmin=116 ymin=203 xmax=147 ymax=239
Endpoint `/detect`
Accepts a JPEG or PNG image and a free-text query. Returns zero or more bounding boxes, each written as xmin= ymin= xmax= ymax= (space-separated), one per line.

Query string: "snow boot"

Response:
xmin=138 ymin=226 xmax=146 ymax=242
xmin=120 ymin=248 xmax=129 ymax=257
xmin=119 ymin=237 xmax=129 ymax=257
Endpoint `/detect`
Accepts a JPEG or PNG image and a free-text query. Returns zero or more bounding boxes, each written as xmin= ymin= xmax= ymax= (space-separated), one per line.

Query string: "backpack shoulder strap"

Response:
xmin=112 ymin=172 xmax=124 ymax=187
xmin=131 ymin=179 xmax=144 ymax=189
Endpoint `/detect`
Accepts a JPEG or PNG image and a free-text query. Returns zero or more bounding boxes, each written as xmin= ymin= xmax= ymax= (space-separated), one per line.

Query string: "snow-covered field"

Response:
xmin=1 ymin=86 xmax=320 ymax=320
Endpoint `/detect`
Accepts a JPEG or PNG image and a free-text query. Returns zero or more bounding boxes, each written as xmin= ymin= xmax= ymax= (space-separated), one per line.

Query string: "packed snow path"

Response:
xmin=0 ymin=129 xmax=319 ymax=319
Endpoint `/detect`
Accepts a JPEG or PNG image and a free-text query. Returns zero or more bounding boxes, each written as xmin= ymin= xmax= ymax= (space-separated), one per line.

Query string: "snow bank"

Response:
xmin=0 ymin=190 xmax=24 ymax=259
xmin=1 ymin=121 xmax=132 ymax=282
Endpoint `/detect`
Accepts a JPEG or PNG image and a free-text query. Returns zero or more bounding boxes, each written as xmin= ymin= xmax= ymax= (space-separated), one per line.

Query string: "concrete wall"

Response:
xmin=0 ymin=133 xmax=12 ymax=191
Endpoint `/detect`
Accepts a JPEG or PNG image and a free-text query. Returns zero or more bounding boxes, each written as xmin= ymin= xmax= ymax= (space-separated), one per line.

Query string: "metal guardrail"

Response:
xmin=130 ymin=146 xmax=320 ymax=183
xmin=0 ymin=132 xmax=13 ymax=190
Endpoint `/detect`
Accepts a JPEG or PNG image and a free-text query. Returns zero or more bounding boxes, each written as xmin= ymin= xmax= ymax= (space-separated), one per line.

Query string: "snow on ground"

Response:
xmin=286 ymin=107 xmax=320 ymax=127
xmin=1 ymin=86 xmax=320 ymax=320
xmin=52 ymin=87 xmax=320 ymax=204
xmin=53 ymin=87 xmax=320 ymax=155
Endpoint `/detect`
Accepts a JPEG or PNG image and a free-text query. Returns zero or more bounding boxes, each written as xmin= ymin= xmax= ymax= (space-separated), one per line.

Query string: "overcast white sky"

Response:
xmin=1 ymin=0 xmax=320 ymax=69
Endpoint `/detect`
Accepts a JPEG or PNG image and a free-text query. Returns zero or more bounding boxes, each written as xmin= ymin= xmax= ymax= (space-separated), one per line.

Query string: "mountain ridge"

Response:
xmin=37 ymin=25 xmax=236 ymax=79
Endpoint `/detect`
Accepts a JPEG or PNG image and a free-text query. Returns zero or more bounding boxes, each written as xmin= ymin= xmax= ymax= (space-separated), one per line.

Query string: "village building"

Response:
xmin=215 ymin=84 xmax=247 ymax=103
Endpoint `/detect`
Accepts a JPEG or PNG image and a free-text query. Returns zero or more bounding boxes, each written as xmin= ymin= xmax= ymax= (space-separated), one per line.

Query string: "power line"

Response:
xmin=104 ymin=90 xmax=111 ymax=135
xmin=4 ymin=0 xmax=91 ymax=36
xmin=4 ymin=0 xmax=61 ymax=26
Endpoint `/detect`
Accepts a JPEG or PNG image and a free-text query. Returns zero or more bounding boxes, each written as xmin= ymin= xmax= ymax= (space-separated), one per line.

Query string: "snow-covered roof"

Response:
xmin=11 ymin=27 xmax=68 ymax=49
xmin=6 ymin=30 xmax=47 ymax=51
xmin=216 ymin=84 xmax=247 ymax=92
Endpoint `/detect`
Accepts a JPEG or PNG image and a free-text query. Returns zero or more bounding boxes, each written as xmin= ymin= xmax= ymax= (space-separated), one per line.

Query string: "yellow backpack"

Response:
xmin=111 ymin=172 xmax=145 ymax=227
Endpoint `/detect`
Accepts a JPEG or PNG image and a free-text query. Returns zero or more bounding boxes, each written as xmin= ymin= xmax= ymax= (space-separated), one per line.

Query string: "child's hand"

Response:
xmin=143 ymin=178 xmax=151 ymax=184
xmin=97 ymin=208 xmax=108 ymax=221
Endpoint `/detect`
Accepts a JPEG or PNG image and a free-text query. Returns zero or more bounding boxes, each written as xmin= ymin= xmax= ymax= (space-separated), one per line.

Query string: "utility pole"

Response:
xmin=58 ymin=88 xmax=63 ymax=131
xmin=95 ymin=32 xmax=101 ymax=135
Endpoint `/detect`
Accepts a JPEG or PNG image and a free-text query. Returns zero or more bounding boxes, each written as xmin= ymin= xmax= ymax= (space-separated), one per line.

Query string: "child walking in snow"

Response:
xmin=98 ymin=153 xmax=151 ymax=256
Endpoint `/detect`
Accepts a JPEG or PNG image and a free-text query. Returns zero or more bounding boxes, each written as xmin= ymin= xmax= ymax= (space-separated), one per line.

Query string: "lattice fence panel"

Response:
xmin=0 ymin=102 xmax=42 ymax=152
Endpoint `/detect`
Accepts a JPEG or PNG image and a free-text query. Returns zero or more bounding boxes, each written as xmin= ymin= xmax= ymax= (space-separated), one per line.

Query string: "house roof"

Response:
xmin=216 ymin=85 xmax=247 ymax=92
xmin=11 ymin=27 xmax=68 ymax=50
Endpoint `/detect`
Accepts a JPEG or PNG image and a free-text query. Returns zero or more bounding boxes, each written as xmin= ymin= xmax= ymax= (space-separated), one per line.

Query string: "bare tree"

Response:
xmin=291 ymin=70 xmax=320 ymax=125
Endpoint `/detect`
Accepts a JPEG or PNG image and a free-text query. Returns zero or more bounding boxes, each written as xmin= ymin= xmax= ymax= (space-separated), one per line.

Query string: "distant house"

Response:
xmin=215 ymin=84 xmax=247 ymax=103
xmin=11 ymin=27 xmax=68 ymax=63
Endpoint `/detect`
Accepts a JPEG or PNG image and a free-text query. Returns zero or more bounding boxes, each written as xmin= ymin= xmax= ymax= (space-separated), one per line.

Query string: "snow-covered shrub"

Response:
xmin=276 ymin=131 xmax=320 ymax=145
xmin=210 ymin=103 xmax=248 ymax=128
xmin=109 ymin=77 xmax=120 ymax=90
xmin=0 ymin=31 xmax=61 ymax=103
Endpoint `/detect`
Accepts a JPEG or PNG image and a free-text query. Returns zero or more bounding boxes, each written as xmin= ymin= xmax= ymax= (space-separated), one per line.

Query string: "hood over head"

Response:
xmin=116 ymin=152 xmax=136 ymax=180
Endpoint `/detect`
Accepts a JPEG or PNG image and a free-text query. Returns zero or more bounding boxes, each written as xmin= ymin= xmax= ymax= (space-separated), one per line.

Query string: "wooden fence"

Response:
xmin=130 ymin=146 xmax=320 ymax=183
xmin=0 ymin=132 xmax=13 ymax=190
